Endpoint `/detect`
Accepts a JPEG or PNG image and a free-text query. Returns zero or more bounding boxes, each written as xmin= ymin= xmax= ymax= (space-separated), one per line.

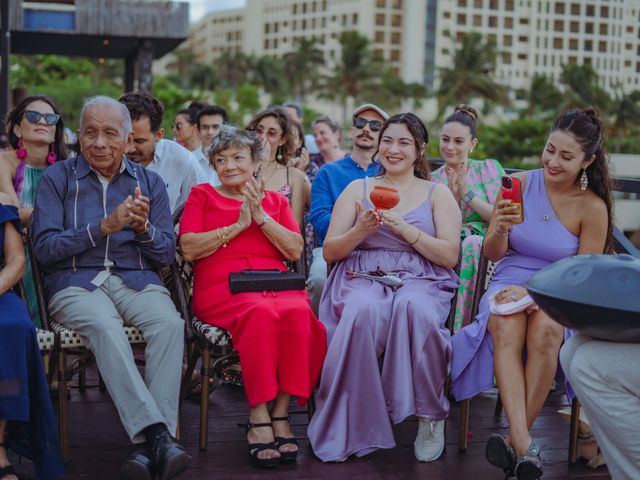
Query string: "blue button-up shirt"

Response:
xmin=32 ymin=154 xmax=175 ymax=302
xmin=309 ymin=154 xmax=379 ymax=245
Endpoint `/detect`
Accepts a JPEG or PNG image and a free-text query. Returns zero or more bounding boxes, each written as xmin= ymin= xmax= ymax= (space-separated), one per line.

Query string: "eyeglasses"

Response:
xmin=353 ymin=117 xmax=383 ymax=132
xmin=23 ymin=110 xmax=60 ymax=126
xmin=253 ymin=125 xmax=282 ymax=139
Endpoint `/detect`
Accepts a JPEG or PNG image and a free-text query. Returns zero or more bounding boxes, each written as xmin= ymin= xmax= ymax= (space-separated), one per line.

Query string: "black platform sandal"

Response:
xmin=245 ymin=422 xmax=280 ymax=469
xmin=514 ymin=440 xmax=543 ymax=480
xmin=486 ymin=434 xmax=516 ymax=478
xmin=271 ymin=416 xmax=299 ymax=462
xmin=0 ymin=443 xmax=17 ymax=480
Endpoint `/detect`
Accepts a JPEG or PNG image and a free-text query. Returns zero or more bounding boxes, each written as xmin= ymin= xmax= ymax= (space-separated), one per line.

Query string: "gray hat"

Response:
xmin=352 ymin=103 xmax=389 ymax=121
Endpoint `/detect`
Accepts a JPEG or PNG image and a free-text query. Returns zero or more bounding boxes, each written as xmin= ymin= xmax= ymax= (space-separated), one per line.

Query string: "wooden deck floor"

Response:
xmin=11 ymin=367 xmax=612 ymax=480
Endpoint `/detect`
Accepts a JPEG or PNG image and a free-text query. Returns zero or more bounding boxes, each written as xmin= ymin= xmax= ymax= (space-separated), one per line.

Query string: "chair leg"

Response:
xmin=459 ymin=398 xmax=470 ymax=452
xmin=568 ymin=397 xmax=581 ymax=464
xmin=199 ymin=347 xmax=211 ymax=451
xmin=57 ymin=350 xmax=69 ymax=459
xmin=98 ymin=373 xmax=106 ymax=393
xmin=78 ymin=360 xmax=87 ymax=392
xmin=180 ymin=346 xmax=200 ymax=404
xmin=494 ymin=394 xmax=503 ymax=417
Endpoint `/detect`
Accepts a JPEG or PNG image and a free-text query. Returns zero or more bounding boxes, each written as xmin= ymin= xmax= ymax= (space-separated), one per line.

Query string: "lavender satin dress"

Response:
xmin=308 ymin=179 xmax=459 ymax=462
xmin=451 ymin=169 xmax=579 ymax=401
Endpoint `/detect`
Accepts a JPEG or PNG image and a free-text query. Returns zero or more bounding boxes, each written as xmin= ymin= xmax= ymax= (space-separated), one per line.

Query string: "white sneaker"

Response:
xmin=414 ymin=418 xmax=445 ymax=462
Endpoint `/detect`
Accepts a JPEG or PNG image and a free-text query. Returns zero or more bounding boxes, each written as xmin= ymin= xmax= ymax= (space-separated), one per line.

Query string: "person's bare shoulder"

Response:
xmin=0 ymin=191 xmax=13 ymax=204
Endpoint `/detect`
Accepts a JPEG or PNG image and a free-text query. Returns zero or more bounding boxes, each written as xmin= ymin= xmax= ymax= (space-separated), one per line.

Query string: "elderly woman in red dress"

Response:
xmin=178 ymin=125 xmax=326 ymax=469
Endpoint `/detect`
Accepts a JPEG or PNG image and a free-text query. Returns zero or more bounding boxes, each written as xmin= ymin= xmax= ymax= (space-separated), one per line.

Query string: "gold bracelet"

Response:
xmin=409 ymin=230 xmax=422 ymax=246
xmin=223 ymin=226 xmax=229 ymax=245
xmin=216 ymin=228 xmax=228 ymax=248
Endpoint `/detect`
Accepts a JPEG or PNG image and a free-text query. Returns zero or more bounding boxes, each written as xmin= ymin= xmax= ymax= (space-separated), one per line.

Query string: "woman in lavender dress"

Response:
xmin=451 ymin=108 xmax=613 ymax=480
xmin=308 ymin=113 xmax=461 ymax=463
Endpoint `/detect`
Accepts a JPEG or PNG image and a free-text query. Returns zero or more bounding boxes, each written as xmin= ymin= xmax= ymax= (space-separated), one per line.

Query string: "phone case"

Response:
xmin=501 ymin=176 xmax=524 ymax=224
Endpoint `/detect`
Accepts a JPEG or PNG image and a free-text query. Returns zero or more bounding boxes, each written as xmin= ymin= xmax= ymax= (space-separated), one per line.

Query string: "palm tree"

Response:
xmin=252 ymin=55 xmax=288 ymax=100
xmin=436 ymin=32 xmax=507 ymax=118
xmin=526 ymin=73 xmax=563 ymax=117
xmin=559 ymin=64 xmax=611 ymax=112
xmin=608 ymin=86 xmax=640 ymax=152
xmin=214 ymin=52 xmax=255 ymax=89
xmin=321 ymin=31 xmax=379 ymax=122
xmin=282 ymin=37 xmax=325 ymax=101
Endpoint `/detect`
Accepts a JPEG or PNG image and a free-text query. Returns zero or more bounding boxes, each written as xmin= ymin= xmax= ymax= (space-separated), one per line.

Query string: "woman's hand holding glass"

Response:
xmin=354 ymin=200 xmax=380 ymax=237
xmin=378 ymin=209 xmax=406 ymax=236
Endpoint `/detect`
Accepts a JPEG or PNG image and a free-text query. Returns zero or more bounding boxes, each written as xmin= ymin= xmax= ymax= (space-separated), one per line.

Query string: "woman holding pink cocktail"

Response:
xmin=308 ymin=113 xmax=462 ymax=463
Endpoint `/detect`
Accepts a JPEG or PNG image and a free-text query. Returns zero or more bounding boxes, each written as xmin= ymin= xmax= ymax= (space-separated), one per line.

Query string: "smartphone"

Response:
xmin=252 ymin=163 xmax=262 ymax=180
xmin=501 ymin=176 xmax=524 ymax=224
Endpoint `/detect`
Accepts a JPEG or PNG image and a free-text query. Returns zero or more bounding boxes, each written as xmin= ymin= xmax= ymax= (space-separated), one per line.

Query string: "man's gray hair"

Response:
xmin=207 ymin=125 xmax=264 ymax=166
xmin=79 ymin=96 xmax=132 ymax=138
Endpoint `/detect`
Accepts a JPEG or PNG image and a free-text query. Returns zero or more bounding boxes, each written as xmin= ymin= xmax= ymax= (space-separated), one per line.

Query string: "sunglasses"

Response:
xmin=353 ymin=117 xmax=383 ymax=132
xmin=253 ymin=125 xmax=282 ymax=139
xmin=23 ymin=110 xmax=60 ymax=126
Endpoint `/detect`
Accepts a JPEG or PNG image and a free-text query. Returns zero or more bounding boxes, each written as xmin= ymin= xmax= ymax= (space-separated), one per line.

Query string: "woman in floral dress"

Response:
xmin=432 ymin=105 xmax=504 ymax=331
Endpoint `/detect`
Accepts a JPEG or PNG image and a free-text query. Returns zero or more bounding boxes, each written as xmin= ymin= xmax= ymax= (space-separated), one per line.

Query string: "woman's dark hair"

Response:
xmin=246 ymin=107 xmax=295 ymax=166
xmin=376 ymin=113 xmax=430 ymax=180
xmin=176 ymin=107 xmax=199 ymax=125
xmin=443 ymin=103 xmax=479 ymax=138
xmin=291 ymin=120 xmax=306 ymax=157
xmin=552 ymin=107 xmax=614 ymax=253
xmin=6 ymin=95 xmax=67 ymax=160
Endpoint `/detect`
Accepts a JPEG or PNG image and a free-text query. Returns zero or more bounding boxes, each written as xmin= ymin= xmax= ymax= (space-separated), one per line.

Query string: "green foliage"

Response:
xmin=436 ymin=33 xmax=508 ymax=118
xmin=480 ymin=118 xmax=548 ymax=165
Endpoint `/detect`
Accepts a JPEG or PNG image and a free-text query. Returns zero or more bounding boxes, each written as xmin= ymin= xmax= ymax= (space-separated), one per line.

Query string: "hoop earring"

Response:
xmin=47 ymin=143 xmax=57 ymax=164
xmin=276 ymin=145 xmax=284 ymax=162
xmin=16 ymin=138 xmax=27 ymax=160
xmin=580 ymin=168 xmax=588 ymax=191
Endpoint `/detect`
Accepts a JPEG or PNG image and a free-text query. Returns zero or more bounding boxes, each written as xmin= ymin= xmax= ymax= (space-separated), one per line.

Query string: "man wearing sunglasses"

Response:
xmin=307 ymin=103 xmax=389 ymax=313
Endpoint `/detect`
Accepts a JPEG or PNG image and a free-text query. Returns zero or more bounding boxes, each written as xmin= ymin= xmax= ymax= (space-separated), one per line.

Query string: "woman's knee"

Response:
xmin=528 ymin=316 xmax=563 ymax=355
xmin=488 ymin=314 xmax=524 ymax=349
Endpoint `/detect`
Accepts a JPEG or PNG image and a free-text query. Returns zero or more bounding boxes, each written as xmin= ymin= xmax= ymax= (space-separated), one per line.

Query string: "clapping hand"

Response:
xmin=445 ymin=164 xmax=466 ymax=203
xmin=129 ymin=186 xmax=150 ymax=234
xmin=243 ymin=177 xmax=266 ymax=222
xmin=354 ymin=200 xmax=380 ymax=236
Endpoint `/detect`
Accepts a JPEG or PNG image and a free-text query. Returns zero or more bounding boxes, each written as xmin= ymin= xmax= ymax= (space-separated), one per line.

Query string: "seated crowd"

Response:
xmin=0 ymin=89 xmax=633 ymax=480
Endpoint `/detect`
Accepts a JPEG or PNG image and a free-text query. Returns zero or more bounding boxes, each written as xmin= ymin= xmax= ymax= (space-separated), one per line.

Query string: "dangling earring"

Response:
xmin=276 ymin=145 xmax=283 ymax=162
xmin=16 ymin=138 xmax=27 ymax=160
xmin=580 ymin=168 xmax=588 ymax=191
xmin=47 ymin=143 xmax=57 ymax=164
xmin=469 ymin=148 xmax=474 ymax=153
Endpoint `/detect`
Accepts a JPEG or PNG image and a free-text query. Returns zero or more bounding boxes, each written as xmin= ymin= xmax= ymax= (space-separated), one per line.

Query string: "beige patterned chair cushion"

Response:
xmin=37 ymin=328 xmax=55 ymax=351
xmin=193 ymin=319 xmax=232 ymax=347
xmin=49 ymin=320 xmax=145 ymax=348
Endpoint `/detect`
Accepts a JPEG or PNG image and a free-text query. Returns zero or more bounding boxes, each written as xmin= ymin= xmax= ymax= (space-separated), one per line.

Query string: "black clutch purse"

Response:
xmin=228 ymin=269 xmax=306 ymax=293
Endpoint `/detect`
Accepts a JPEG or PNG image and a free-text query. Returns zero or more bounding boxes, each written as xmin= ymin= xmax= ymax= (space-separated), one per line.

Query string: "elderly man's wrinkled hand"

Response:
xmin=129 ymin=186 xmax=150 ymax=234
xmin=101 ymin=196 xmax=133 ymax=236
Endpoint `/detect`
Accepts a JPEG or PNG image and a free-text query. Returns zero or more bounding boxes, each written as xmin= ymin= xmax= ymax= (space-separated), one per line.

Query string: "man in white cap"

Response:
xmin=307 ymin=103 xmax=389 ymax=313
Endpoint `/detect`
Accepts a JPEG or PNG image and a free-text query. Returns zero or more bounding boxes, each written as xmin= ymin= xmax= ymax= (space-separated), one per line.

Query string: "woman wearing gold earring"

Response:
xmin=246 ymin=108 xmax=307 ymax=230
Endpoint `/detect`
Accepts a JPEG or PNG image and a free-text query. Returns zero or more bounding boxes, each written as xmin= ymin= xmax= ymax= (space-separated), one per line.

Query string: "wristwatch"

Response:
xmin=256 ymin=213 xmax=271 ymax=227
xmin=461 ymin=190 xmax=476 ymax=205
xmin=142 ymin=218 xmax=151 ymax=234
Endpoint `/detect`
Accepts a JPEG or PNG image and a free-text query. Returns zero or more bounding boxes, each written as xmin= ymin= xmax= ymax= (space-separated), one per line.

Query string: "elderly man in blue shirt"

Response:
xmin=32 ymin=96 xmax=190 ymax=480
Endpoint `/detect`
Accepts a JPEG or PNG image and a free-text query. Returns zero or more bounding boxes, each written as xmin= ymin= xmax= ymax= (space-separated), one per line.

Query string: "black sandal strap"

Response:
xmin=270 ymin=416 xmax=291 ymax=422
xmin=274 ymin=436 xmax=299 ymax=447
xmin=242 ymin=421 xmax=273 ymax=432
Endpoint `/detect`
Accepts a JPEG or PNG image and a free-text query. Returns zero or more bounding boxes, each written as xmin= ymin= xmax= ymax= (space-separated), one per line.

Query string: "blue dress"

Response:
xmin=0 ymin=204 xmax=63 ymax=479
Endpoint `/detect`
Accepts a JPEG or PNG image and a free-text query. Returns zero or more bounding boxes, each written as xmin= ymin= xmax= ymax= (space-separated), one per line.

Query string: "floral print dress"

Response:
xmin=431 ymin=158 xmax=505 ymax=331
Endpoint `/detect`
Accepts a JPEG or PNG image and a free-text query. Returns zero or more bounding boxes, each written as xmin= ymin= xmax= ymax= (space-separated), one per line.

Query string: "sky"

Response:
xmin=187 ymin=0 xmax=247 ymax=23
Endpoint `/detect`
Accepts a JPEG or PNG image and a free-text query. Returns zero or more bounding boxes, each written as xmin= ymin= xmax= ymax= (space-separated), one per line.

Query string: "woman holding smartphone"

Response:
xmin=451 ymin=108 xmax=613 ymax=480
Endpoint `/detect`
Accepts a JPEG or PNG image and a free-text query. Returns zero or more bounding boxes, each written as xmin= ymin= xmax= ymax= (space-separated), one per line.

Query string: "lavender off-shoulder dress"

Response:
xmin=451 ymin=169 xmax=579 ymax=401
xmin=307 ymin=179 xmax=459 ymax=462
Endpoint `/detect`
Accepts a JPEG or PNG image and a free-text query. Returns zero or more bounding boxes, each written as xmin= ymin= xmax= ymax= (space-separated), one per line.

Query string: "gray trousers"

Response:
xmin=307 ymin=247 xmax=327 ymax=315
xmin=560 ymin=334 xmax=640 ymax=480
xmin=49 ymin=275 xmax=184 ymax=443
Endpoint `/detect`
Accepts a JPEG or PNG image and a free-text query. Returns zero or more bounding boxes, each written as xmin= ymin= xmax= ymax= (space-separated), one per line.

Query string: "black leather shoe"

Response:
xmin=120 ymin=446 xmax=154 ymax=480
xmin=152 ymin=432 xmax=192 ymax=480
